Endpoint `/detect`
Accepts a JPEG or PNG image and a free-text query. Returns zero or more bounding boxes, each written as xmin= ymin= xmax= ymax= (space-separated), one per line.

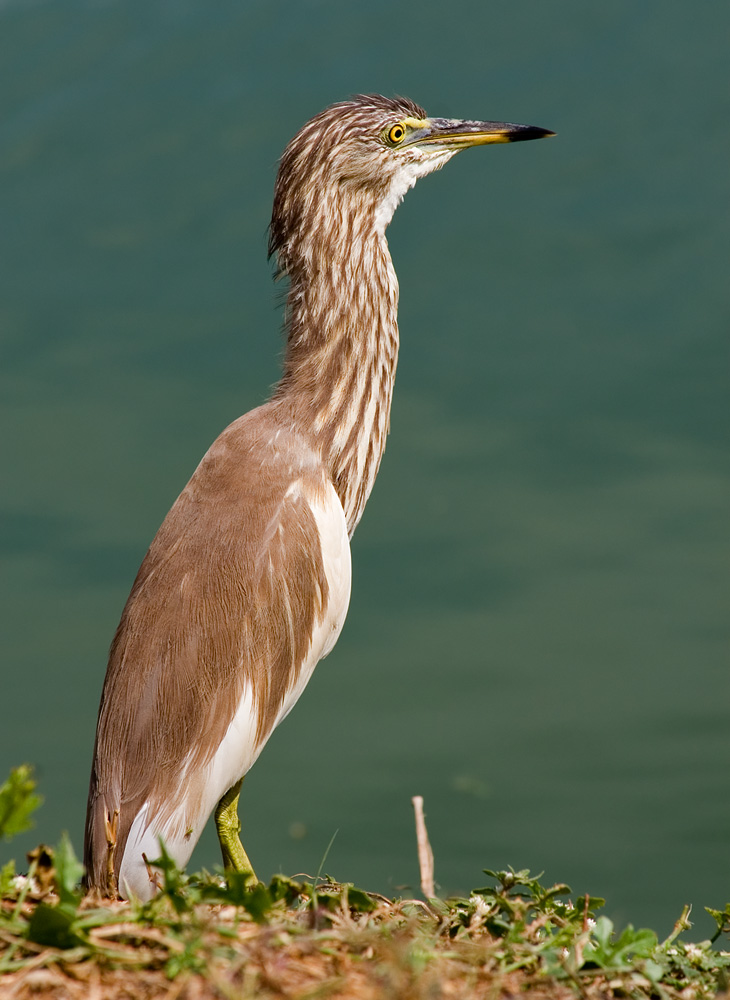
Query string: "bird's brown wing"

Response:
xmin=84 ymin=408 xmax=335 ymax=893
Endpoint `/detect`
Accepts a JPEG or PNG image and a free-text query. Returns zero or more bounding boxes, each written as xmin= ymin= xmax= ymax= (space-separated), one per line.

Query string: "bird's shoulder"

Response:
xmin=188 ymin=402 xmax=325 ymax=503
xmin=145 ymin=402 xmax=335 ymax=568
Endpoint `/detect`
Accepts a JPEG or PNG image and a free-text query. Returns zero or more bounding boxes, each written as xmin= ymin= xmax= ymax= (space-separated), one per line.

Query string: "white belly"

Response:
xmin=118 ymin=482 xmax=351 ymax=900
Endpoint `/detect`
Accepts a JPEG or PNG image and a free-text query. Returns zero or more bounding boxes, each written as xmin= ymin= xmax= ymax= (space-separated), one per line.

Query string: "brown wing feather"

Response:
xmin=84 ymin=404 xmax=331 ymax=893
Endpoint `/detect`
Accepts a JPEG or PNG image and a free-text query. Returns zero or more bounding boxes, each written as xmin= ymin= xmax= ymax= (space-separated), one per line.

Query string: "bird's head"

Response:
xmin=269 ymin=94 xmax=554 ymax=268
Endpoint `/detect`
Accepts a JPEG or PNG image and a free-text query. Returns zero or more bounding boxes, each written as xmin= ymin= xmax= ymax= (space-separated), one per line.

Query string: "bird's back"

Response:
xmin=84 ymin=403 xmax=351 ymax=897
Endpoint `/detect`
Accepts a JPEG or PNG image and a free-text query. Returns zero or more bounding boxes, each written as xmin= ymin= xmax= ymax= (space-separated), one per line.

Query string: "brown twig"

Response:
xmin=411 ymin=795 xmax=435 ymax=899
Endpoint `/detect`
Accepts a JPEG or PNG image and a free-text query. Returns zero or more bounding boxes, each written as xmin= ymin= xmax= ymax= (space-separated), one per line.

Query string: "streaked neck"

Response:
xmin=273 ymin=199 xmax=399 ymax=535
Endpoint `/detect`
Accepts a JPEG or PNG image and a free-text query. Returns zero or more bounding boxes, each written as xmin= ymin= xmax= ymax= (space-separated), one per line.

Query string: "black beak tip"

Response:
xmin=511 ymin=125 xmax=556 ymax=142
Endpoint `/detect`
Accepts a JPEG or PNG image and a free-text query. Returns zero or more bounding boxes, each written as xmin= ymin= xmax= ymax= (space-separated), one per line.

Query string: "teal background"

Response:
xmin=1 ymin=0 xmax=728 ymax=935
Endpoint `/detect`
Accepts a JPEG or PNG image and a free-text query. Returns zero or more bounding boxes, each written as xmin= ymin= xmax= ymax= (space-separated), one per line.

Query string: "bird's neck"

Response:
xmin=273 ymin=202 xmax=399 ymax=535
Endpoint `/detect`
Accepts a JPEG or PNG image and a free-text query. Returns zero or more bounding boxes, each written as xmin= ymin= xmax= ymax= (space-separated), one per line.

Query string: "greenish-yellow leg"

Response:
xmin=214 ymin=778 xmax=257 ymax=883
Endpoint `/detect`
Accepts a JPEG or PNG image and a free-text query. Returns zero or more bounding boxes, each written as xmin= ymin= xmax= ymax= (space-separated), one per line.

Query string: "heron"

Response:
xmin=84 ymin=94 xmax=554 ymax=900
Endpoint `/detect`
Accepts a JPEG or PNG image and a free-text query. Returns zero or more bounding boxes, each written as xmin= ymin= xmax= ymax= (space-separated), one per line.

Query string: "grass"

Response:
xmin=2 ymin=766 xmax=729 ymax=999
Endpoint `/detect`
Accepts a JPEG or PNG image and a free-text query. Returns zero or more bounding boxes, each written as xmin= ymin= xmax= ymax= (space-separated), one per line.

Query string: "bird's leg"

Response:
xmin=214 ymin=778 xmax=257 ymax=883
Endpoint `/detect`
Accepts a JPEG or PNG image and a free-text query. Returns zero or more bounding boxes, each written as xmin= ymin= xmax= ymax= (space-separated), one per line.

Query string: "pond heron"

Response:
xmin=84 ymin=94 xmax=554 ymax=899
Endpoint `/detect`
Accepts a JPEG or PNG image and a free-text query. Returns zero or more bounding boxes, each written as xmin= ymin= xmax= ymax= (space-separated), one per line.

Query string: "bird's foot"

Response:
xmin=214 ymin=778 xmax=258 ymax=884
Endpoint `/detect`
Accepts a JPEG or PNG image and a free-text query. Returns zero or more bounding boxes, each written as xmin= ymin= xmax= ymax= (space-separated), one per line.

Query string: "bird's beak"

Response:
xmin=405 ymin=117 xmax=555 ymax=149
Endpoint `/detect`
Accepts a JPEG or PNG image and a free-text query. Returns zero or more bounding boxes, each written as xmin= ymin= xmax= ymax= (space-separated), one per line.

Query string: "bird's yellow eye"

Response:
xmin=387 ymin=123 xmax=406 ymax=145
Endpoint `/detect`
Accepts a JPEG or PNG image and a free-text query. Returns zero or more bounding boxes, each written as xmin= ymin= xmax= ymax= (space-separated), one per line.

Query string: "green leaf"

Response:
xmin=147 ymin=840 xmax=194 ymax=914
xmin=53 ymin=832 xmax=84 ymax=908
xmin=0 ymin=858 xmax=16 ymax=898
xmin=268 ymin=873 xmax=305 ymax=904
xmin=27 ymin=903 xmax=85 ymax=950
xmin=644 ymin=958 xmax=666 ymax=983
xmin=199 ymin=870 xmax=275 ymax=922
xmin=0 ymin=766 xmax=43 ymax=841
xmin=482 ymin=867 xmax=541 ymax=891
xmin=345 ymin=885 xmax=378 ymax=913
xmin=583 ymin=916 xmax=658 ymax=970
xmin=165 ymin=939 xmax=207 ymax=978
xmin=706 ymin=903 xmax=730 ymax=942
xmin=240 ymin=882 xmax=274 ymax=923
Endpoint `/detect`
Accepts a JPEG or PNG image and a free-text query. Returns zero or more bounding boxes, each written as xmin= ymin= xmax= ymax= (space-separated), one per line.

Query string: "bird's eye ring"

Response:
xmin=387 ymin=123 xmax=406 ymax=145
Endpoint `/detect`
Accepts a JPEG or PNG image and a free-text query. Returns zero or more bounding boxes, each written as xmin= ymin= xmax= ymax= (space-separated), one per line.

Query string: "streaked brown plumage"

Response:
xmin=84 ymin=95 xmax=554 ymax=900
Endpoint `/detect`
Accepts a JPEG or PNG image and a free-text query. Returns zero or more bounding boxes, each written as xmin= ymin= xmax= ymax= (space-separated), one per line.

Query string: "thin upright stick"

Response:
xmin=411 ymin=795 xmax=435 ymax=899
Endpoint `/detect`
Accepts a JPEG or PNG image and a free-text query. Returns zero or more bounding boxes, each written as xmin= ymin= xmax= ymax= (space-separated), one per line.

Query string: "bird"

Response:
xmin=84 ymin=94 xmax=554 ymax=900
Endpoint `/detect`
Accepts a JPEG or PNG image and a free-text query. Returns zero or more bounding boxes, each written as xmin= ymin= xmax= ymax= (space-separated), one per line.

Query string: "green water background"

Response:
xmin=1 ymin=0 xmax=728 ymax=935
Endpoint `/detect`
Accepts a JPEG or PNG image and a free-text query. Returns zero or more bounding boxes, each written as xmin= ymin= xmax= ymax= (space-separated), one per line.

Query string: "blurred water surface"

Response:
xmin=1 ymin=0 xmax=728 ymax=934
